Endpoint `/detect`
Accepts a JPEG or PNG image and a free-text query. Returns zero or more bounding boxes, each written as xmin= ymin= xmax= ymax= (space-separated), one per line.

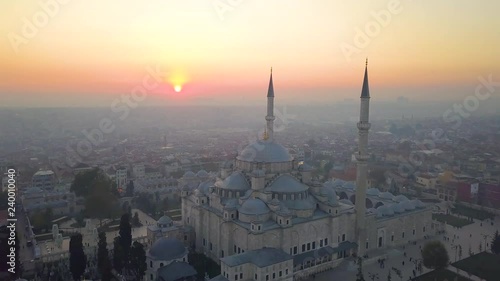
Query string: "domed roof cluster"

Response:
xmin=216 ymin=171 xmax=250 ymax=190
xmin=238 ymin=198 xmax=270 ymax=215
xmin=376 ymin=199 xmax=425 ymax=218
xmin=265 ymin=175 xmax=308 ymax=193
xmin=197 ymin=180 xmax=214 ymax=195
xmin=149 ymin=238 xmax=186 ymax=261
xmin=237 ymin=140 xmax=293 ymax=163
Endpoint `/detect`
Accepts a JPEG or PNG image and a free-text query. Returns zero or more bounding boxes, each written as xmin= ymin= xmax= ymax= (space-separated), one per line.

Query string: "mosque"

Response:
xmin=149 ymin=62 xmax=434 ymax=281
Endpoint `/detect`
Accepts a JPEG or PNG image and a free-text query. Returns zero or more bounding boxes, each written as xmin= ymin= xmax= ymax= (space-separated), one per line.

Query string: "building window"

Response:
xmin=279 ymin=219 xmax=282 ymax=224
xmin=255 ymin=274 xmax=258 ymax=280
xmin=266 ymin=275 xmax=269 ymax=281
xmin=286 ymin=269 xmax=289 ymax=275
xmin=413 ymin=229 xmax=416 ymax=235
xmin=150 ymin=274 xmax=153 ymax=280
xmin=240 ymin=273 xmax=243 ymax=279
xmin=402 ymin=232 xmax=405 ymax=238
xmin=258 ymin=225 xmax=261 ymax=230
xmin=342 ymin=234 xmax=345 ymax=241
xmin=235 ymin=274 xmax=238 ymax=280
xmin=234 ymin=245 xmax=237 ymax=253
xmin=325 ymin=238 xmax=328 ymax=245
xmin=221 ymin=250 xmax=224 ymax=257
xmin=279 ymin=271 xmax=282 ymax=277
xmin=312 ymin=242 xmax=316 ymax=249
xmin=294 ymin=246 xmax=298 ymax=255
xmin=329 ymin=209 xmax=332 ymax=214
xmin=307 ymin=243 xmax=311 ymax=251
xmin=302 ymin=244 xmax=305 ymax=252
xmin=209 ymin=242 xmax=213 ymax=250
xmin=231 ymin=214 xmax=234 ymax=219
xmin=320 ymin=239 xmax=323 ymax=247
xmin=273 ymin=273 xmax=276 ymax=279
xmin=366 ymin=242 xmax=369 ymax=249
xmin=286 ymin=220 xmax=289 ymax=225
xmin=252 ymin=224 xmax=254 ymax=230
xmin=391 ymin=235 xmax=394 ymax=242
xmin=150 ymin=261 xmax=153 ymax=268
xmin=423 ymin=226 xmax=426 ymax=232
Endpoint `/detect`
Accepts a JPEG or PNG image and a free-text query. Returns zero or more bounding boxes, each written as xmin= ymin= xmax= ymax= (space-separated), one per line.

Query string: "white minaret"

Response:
xmin=355 ymin=59 xmax=371 ymax=255
xmin=264 ymin=68 xmax=275 ymax=141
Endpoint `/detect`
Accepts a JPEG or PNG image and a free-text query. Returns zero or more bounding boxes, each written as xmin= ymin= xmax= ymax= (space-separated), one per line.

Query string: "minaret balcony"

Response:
xmin=355 ymin=153 xmax=370 ymax=161
xmin=357 ymin=122 xmax=371 ymax=130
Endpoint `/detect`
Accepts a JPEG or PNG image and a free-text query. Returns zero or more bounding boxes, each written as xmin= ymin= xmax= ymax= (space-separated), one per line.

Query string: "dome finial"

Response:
xmin=365 ymin=58 xmax=368 ymax=67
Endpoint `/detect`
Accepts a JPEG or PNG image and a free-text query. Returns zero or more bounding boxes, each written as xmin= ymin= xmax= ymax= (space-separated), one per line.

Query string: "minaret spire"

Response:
xmin=265 ymin=68 xmax=275 ymax=141
xmin=355 ymin=60 xmax=372 ymax=256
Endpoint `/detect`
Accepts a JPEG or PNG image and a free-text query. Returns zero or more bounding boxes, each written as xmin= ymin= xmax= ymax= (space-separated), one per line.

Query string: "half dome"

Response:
xmin=238 ymin=198 xmax=270 ymax=215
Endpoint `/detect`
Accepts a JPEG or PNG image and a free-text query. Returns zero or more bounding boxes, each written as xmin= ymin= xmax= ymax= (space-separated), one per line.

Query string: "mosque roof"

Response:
xmin=265 ymin=175 xmax=308 ymax=193
xmin=237 ymin=140 xmax=293 ymax=163
xmin=149 ymin=238 xmax=186 ymax=261
xmin=238 ymin=198 xmax=270 ymax=215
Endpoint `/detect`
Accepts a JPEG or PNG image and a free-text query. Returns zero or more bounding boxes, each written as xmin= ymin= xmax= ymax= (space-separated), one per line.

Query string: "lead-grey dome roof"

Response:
xmin=237 ymin=140 xmax=293 ymax=163
xmin=265 ymin=175 xmax=308 ymax=193
xmin=366 ymin=188 xmax=380 ymax=196
xmin=216 ymin=172 xmax=250 ymax=190
xmin=183 ymin=171 xmax=195 ymax=178
xmin=149 ymin=238 xmax=186 ymax=261
xmin=157 ymin=215 xmax=172 ymax=225
xmin=238 ymin=198 xmax=270 ymax=215
xmin=196 ymin=170 xmax=208 ymax=178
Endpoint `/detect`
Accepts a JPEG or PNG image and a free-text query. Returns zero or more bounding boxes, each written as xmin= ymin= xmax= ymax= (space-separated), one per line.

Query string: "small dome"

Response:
xmin=238 ymin=198 xmax=270 ymax=215
xmin=393 ymin=195 xmax=409 ymax=202
xmin=322 ymin=180 xmax=336 ymax=189
xmin=157 ymin=215 xmax=173 ymax=226
xmin=183 ymin=171 xmax=195 ymax=178
xmin=149 ymin=238 xmax=186 ymax=261
xmin=269 ymin=198 xmax=280 ymax=205
xmin=376 ymin=205 xmax=395 ymax=217
xmin=391 ymin=203 xmax=405 ymax=213
xmin=216 ymin=172 xmax=250 ymax=190
xmin=401 ymin=200 xmax=415 ymax=211
xmin=343 ymin=182 xmax=356 ymax=190
xmin=413 ymin=199 xmax=426 ymax=208
xmin=237 ymin=140 xmax=293 ymax=163
xmin=265 ymin=175 xmax=308 ymax=193
xmin=333 ymin=179 xmax=346 ymax=188
xmin=340 ymin=199 xmax=354 ymax=206
xmin=379 ymin=191 xmax=395 ymax=200
xmin=366 ymin=188 xmax=380 ymax=196
xmin=320 ymin=186 xmax=338 ymax=205
xmin=196 ymin=170 xmax=209 ymax=178
xmin=197 ymin=180 xmax=214 ymax=195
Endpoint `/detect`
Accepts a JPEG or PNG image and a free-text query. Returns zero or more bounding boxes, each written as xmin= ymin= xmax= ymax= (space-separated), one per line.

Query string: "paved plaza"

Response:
xmin=308 ymin=208 xmax=499 ymax=281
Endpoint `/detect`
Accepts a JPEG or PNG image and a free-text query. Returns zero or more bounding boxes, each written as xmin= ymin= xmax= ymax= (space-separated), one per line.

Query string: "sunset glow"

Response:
xmin=0 ymin=0 xmax=499 ymax=107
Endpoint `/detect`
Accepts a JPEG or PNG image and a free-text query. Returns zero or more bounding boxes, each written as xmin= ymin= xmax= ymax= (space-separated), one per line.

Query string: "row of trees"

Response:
xmin=70 ymin=213 xmax=146 ymax=281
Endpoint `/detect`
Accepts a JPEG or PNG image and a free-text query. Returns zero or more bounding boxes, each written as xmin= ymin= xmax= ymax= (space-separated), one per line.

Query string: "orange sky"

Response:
xmin=1 ymin=0 xmax=499 ymax=107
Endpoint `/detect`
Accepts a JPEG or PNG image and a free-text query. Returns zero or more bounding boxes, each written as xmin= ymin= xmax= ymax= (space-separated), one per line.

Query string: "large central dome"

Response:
xmin=237 ymin=140 xmax=293 ymax=163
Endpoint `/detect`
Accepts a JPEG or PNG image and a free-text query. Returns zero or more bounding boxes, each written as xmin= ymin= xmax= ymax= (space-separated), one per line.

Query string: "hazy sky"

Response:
xmin=1 ymin=0 xmax=499 ymax=107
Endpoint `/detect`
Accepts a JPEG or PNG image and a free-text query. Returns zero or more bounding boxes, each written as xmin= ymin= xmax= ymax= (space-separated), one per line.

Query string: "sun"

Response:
xmin=174 ymin=85 xmax=182 ymax=93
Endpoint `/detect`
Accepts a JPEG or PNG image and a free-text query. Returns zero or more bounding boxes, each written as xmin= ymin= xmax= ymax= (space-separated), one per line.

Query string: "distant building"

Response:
xmin=32 ymin=170 xmax=56 ymax=190
xmin=116 ymin=166 xmax=127 ymax=192
xmin=133 ymin=163 xmax=146 ymax=179
xmin=415 ymin=174 xmax=437 ymax=189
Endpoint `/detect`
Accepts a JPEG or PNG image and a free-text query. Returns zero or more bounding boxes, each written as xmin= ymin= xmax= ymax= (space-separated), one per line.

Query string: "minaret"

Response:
xmin=265 ymin=67 xmax=275 ymax=141
xmin=355 ymin=59 xmax=371 ymax=255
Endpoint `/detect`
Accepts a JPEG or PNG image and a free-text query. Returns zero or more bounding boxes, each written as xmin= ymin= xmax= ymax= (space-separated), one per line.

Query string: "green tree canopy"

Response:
xmin=97 ymin=232 xmax=113 ymax=281
xmin=421 ymin=240 xmax=450 ymax=270
xmin=130 ymin=241 xmax=147 ymax=280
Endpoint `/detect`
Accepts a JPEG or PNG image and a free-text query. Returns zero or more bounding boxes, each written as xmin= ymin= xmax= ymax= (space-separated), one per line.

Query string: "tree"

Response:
xmin=113 ymin=236 xmax=125 ymax=273
xmin=97 ymin=232 xmax=113 ymax=281
xmin=491 ymin=230 xmax=500 ymax=254
xmin=130 ymin=241 xmax=147 ymax=280
xmin=69 ymin=233 xmax=87 ymax=281
xmin=132 ymin=212 xmax=140 ymax=227
xmin=119 ymin=213 xmax=132 ymax=257
xmin=421 ymin=240 xmax=449 ymax=270
xmin=126 ymin=180 xmax=135 ymax=197
xmin=356 ymin=257 xmax=366 ymax=281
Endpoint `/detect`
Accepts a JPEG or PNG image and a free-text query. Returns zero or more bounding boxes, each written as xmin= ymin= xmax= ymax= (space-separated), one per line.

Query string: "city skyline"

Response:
xmin=1 ymin=0 xmax=500 ymax=107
